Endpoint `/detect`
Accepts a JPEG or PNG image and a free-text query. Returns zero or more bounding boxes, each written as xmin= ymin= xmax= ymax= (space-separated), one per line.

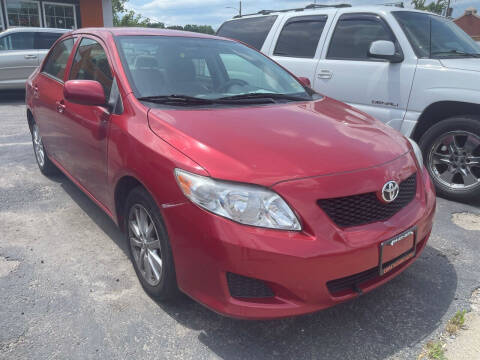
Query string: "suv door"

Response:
xmin=315 ymin=13 xmax=416 ymax=131
xmin=0 ymin=32 xmax=38 ymax=89
xmin=269 ymin=14 xmax=331 ymax=84
xmin=63 ymin=36 xmax=115 ymax=204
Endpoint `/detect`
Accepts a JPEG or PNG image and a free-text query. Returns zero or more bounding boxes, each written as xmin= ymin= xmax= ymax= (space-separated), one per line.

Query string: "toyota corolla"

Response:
xmin=26 ymin=28 xmax=436 ymax=319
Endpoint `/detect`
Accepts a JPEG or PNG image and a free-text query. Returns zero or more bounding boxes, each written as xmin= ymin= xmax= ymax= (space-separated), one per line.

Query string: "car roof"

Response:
xmin=71 ymin=27 xmax=222 ymax=40
xmin=224 ymin=5 xmax=432 ymax=20
xmin=1 ymin=27 xmax=70 ymax=34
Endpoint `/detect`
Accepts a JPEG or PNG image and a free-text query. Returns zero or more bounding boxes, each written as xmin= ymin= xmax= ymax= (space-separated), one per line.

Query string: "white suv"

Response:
xmin=0 ymin=27 xmax=68 ymax=90
xmin=218 ymin=5 xmax=480 ymax=201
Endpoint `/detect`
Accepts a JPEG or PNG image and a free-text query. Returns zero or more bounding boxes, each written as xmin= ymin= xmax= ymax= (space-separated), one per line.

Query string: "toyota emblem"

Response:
xmin=381 ymin=181 xmax=400 ymax=203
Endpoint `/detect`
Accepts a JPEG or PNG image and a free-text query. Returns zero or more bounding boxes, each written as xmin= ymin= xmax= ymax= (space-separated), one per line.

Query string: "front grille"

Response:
xmin=318 ymin=173 xmax=417 ymax=228
xmin=227 ymin=272 xmax=274 ymax=299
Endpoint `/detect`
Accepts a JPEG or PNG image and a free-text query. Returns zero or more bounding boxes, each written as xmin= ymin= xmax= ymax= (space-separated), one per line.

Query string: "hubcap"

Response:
xmin=128 ymin=204 xmax=163 ymax=286
xmin=428 ymin=131 xmax=480 ymax=190
xmin=32 ymin=124 xmax=45 ymax=167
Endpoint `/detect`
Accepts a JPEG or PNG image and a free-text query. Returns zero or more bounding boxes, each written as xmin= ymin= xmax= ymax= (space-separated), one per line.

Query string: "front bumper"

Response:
xmin=162 ymin=158 xmax=436 ymax=320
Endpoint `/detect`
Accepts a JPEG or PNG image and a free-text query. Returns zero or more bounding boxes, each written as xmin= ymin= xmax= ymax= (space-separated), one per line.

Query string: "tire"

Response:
xmin=419 ymin=116 xmax=480 ymax=202
xmin=31 ymin=121 xmax=58 ymax=176
xmin=124 ymin=186 xmax=180 ymax=301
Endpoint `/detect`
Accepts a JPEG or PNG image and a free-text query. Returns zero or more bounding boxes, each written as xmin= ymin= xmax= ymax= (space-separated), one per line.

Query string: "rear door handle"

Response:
xmin=24 ymin=54 xmax=37 ymax=59
xmin=317 ymin=70 xmax=332 ymax=80
xmin=33 ymin=84 xmax=39 ymax=98
xmin=56 ymin=100 xmax=66 ymax=114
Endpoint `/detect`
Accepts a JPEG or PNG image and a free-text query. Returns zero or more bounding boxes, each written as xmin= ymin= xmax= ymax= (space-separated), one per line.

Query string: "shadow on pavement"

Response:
xmin=57 ymin=172 xmax=457 ymax=360
xmin=0 ymin=90 xmax=26 ymax=104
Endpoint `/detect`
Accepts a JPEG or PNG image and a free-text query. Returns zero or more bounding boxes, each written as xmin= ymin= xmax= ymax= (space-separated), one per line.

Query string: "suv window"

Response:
xmin=393 ymin=11 xmax=480 ymax=58
xmin=327 ymin=14 xmax=398 ymax=60
xmin=69 ymin=38 xmax=114 ymax=98
xmin=35 ymin=32 xmax=63 ymax=50
xmin=42 ymin=37 xmax=75 ymax=80
xmin=274 ymin=15 xmax=328 ymax=58
xmin=0 ymin=32 xmax=35 ymax=50
xmin=216 ymin=16 xmax=277 ymax=50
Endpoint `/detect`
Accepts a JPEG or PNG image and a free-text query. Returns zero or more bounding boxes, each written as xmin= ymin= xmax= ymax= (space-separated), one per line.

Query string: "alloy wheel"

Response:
xmin=128 ymin=204 xmax=163 ymax=286
xmin=428 ymin=131 xmax=480 ymax=189
xmin=32 ymin=124 xmax=45 ymax=168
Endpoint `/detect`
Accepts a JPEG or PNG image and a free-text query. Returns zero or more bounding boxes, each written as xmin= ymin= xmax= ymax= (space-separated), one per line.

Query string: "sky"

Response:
xmin=125 ymin=0 xmax=480 ymax=29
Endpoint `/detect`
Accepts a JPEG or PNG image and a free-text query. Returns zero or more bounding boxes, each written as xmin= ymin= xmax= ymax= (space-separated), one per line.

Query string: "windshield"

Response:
xmin=115 ymin=35 xmax=311 ymax=102
xmin=393 ymin=11 xmax=480 ymax=58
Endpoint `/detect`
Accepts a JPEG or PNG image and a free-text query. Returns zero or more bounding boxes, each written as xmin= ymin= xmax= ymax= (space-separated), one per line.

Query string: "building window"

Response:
xmin=43 ymin=2 xmax=77 ymax=29
xmin=5 ymin=0 xmax=41 ymax=27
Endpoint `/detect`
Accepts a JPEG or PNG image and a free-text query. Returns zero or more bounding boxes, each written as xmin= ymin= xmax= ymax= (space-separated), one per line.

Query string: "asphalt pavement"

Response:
xmin=1 ymin=92 xmax=479 ymax=360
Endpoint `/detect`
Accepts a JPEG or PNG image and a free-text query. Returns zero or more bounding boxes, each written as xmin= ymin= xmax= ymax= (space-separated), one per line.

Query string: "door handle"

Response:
xmin=317 ymin=70 xmax=333 ymax=80
xmin=24 ymin=54 xmax=38 ymax=59
xmin=56 ymin=100 xmax=66 ymax=114
xmin=33 ymin=84 xmax=39 ymax=97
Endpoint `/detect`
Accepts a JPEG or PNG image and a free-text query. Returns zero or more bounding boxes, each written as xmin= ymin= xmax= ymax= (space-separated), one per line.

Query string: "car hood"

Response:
xmin=440 ymin=58 xmax=480 ymax=72
xmin=147 ymin=97 xmax=410 ymax=186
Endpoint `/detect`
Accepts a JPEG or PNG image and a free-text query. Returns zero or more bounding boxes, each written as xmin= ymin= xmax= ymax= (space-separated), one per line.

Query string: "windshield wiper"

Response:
xmin=431 ymin=50 xmax=480 ymax=58
xmin=218 ymin=93 xmax=310 ymax=102
xmin=137 ymin=95 xmax=215 ymax=105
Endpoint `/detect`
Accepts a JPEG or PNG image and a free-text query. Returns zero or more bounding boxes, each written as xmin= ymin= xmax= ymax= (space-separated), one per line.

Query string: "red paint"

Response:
xmin=26 ymin=29 xmax=436 ymax=319
xmin=64 ymin=80 xmax=106 ymax=106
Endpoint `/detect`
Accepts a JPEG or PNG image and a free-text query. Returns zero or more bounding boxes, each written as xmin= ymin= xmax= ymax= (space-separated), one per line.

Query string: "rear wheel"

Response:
xmin=31 ymin=122 xmax=58 ymax=176
xmin=124 ymin=187 xmax=179 ymax=301
xmin=419 ymin=116 xmax=480 ymax=201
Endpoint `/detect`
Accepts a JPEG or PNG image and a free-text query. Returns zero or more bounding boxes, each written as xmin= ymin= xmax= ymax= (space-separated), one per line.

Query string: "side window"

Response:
xmin=42 ymin=37 xmax=75 ymax=80
xmin=35 ymin=32 xmax=63 ymax=50
xmin=274 ymin=15 xmax=328 ymax=58
xmin=1 ymin=32 xmax=35 ymax=50
xmin=216 ymin=16 xmax=278 ymax=50
xmin=327 ymin=14 xmax=398 ymax=60
xmin=69 ymin=38 xmax=114 ymax=99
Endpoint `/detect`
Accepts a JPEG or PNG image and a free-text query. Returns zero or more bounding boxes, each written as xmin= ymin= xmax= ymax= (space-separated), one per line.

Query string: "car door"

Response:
xmin=62 ymin=36 xmax=114 ymax=205
xmin=0 ymin=32 xmax=38 ymax=88
xmin=314 ymin=13 xmax=416 ymax=131
xmin=32 ymin=37 xmax=76 ymax=163
xmin=268 ymin=13 xmax=333 ymax=85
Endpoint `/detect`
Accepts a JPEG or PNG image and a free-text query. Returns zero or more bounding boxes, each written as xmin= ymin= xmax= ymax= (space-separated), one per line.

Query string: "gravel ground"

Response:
xmin=1 ymin=92 xmax=479 ymax=360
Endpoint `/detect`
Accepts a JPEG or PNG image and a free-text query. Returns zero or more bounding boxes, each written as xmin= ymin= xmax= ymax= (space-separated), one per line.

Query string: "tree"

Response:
xmin=111 ymin=0 xmax=216 ymax=34
xmin=411 ymin=0 xmax=446 ymax=15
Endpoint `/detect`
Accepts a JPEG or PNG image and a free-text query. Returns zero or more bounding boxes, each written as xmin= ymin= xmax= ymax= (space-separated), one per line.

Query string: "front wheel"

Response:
xmin=124 ymin=187 xmax=180 ymax=301
xmin=419 ymin=116 xmax=480 ymax=202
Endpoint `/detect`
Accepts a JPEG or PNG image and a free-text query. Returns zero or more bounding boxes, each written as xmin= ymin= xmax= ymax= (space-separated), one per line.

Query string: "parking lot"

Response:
xmin=0 ymin=93 xmax=479 ymax=360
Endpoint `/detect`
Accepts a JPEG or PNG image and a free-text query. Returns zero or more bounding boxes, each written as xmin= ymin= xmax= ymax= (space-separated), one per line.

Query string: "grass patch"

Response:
xmin=423 ymin=341 xmax=446 ymax=360
xmin=446 ymin=310 xmax=467 ymax=335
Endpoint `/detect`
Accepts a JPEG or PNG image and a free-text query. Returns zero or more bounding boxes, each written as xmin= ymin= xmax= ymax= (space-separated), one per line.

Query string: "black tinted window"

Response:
xmin=217 ymin=16 xmax=277 ymax=50
xmin=43 ymin=38 xmax=74 ymax=80
xmin=70 ymin=38 xmax=113 ymax=98
xmin=327 ymin=14 xmax=396 ymax=60
xmin=2 ymin=32 xmax=35 ymax=50
xmin=274 ymin=15 xmax=327 ymax=58
xmin=35 ymin=32 xmax=63 ymax=49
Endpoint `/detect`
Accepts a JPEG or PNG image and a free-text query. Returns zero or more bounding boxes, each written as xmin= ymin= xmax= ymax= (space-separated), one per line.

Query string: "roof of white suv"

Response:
xmin=1 ymin=27 xmax=70 ymax=35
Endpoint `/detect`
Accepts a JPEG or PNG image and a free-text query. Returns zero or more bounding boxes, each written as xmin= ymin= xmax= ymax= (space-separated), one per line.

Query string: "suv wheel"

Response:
xmin=419 ymin=116 xmax=480 ymax=201
xmin=31 ymin=122 xmax=58 ymax=176
xmin=124 ymin=187 xmax=179 ymax=301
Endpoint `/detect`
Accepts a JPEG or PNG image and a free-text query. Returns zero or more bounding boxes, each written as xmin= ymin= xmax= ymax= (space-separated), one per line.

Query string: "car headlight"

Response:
xmin=174 ymin=169 xmax=301 ymax=231
xmin=407 ymin=138 xmax=424 ymax=170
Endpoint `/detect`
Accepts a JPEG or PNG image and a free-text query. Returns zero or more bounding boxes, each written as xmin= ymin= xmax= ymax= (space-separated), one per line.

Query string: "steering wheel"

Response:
xmin=218 ymin=79 xmax=249 ymax=93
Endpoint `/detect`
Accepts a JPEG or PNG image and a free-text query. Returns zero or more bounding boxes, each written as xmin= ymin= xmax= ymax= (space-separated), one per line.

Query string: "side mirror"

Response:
xmin=368 ymin=40 xmax=403 ymax=63
xmin=64 ymin=80 xmax=106 ymax=106
xmin=298 ymin=77 xmax=311 ymax=87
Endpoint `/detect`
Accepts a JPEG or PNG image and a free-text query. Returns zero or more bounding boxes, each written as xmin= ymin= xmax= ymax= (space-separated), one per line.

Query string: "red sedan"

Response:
xmin=26 ymin=28 xmax=436 ymax=319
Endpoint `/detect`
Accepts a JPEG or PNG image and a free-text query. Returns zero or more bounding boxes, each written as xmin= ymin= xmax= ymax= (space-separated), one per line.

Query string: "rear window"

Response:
xmin=216 ymin=16 xmax=277 ymax=50
xmin=35 ymin=32 xmax=63 ymax=50
xmin=274 ymin=15 xmax=327 ymax=58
